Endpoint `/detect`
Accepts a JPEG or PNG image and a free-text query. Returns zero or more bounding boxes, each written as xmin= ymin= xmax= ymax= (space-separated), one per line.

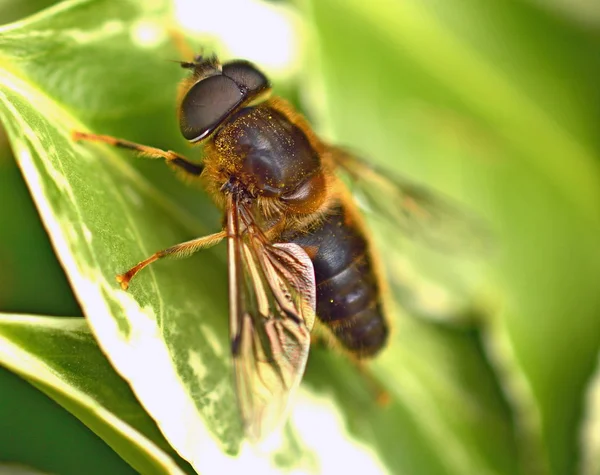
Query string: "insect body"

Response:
xmin=202 ymin=92 xmax=389 ymax=359
xmin=74 ymin=53 xmax=481 ymax=440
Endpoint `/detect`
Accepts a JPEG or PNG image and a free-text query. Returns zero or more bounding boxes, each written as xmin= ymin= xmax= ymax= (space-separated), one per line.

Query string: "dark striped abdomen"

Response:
xmin=284 ymin=205 xmax=388 ymax=357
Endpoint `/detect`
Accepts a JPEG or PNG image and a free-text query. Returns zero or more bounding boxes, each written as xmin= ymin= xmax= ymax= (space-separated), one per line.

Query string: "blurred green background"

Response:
xmin=0 ymin=0 xmax=599 ymax=474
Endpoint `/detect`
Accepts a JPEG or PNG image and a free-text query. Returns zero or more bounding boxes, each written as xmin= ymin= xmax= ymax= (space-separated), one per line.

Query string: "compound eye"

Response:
xmin=179 ymin=75 xmax=243 ymax=142
xmin=222 ymin=60 xmax=270 ymax=97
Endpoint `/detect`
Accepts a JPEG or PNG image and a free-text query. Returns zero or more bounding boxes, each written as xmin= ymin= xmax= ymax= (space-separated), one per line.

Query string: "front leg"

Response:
xmin=72 ymin=131 xmax=204 ymax=177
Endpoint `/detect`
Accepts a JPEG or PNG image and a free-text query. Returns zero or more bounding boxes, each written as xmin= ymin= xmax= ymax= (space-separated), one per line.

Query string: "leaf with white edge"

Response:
xmin=581 ymin=356 xmax=600 ymax=475
xmin=0 ymin=0 xmax=252 ymax=472
xmin=0 ymin=1 xmax=324 ymax=473
xmin=0 ymin=314 xmax=192 ymax=475
xmin=302 ymin=323 xmax=521 ymax=475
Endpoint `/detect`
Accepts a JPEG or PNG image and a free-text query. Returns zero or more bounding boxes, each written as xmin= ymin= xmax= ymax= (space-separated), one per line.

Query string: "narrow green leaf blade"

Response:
xmin=0 ymin=314 xmax=190 ymax=475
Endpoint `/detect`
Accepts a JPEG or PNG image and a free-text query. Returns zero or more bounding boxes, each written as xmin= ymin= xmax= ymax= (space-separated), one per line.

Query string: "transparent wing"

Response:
xmin=330 ymin=146 xmax=491 ymax=253
xmin=226 ymin=197 xmax=315 ymax=441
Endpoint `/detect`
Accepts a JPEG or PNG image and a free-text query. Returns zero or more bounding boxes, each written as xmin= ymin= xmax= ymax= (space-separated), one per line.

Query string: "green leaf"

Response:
xmin=0 ymin=314 xmax=191 ymax=475
xmin=304 ymin=325 xmax=520 ymax=475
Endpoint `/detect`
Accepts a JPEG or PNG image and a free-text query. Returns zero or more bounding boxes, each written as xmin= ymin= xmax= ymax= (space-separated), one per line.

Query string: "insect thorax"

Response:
xmin=213 ymin=105 xmax=322 ymax=198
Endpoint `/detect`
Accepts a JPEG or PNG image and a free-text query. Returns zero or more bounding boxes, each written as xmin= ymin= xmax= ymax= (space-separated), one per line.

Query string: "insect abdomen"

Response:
xmin=285 ymin=205 xmax=389 ymax=357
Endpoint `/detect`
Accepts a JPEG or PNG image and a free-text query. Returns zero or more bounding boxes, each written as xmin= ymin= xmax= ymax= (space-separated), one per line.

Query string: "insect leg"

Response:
xmin=353 ymin=360 xmax=390 ymax=406
xmin=72 ymin=131 xmax=204 ymax=176
xmin=116 ymin=230 xmax=226 ymax=290
xmin=308 ymin=320 xmax=389 ymax=404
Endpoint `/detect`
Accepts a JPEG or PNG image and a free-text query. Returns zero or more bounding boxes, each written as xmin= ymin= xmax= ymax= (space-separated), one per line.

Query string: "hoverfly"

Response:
xmin=73 ymin=53 xmax=484 ymax=441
